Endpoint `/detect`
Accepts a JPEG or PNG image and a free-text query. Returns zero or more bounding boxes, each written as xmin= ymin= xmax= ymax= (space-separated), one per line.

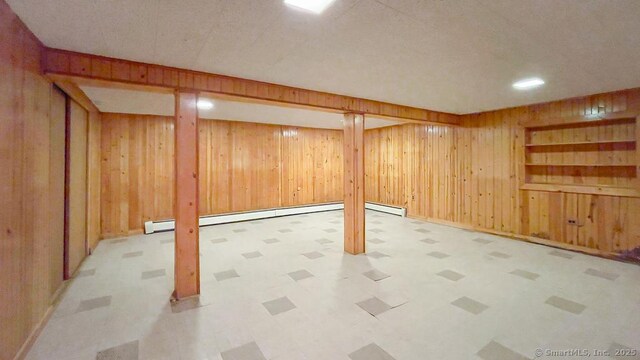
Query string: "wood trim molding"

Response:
xmin=42 ymin=47 xmax=460 ymax=125
xmin=52 ymin=80 xmax=99 ymax=113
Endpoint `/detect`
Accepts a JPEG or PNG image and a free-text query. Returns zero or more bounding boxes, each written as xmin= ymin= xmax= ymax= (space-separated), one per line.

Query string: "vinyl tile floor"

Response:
xmin=26 ymin=210 xmax=640 ymax=360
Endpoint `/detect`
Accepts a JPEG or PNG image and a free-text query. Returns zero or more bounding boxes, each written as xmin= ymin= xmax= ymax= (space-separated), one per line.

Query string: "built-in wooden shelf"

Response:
xmin=520 ymin=183 xmax=640 ymax=198
xmin=523 ymin=113 xmax=639 ymax=196
xmin=525 ymin=140 xmax=635 ymax=147
xmin=525 ymin=163 xmax=635 ymax=167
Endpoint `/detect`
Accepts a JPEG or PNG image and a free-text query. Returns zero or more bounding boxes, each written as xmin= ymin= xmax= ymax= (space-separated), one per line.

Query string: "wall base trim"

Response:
xmin=405 ymin=214 xmax=627 ymax=262
xmin=144 ymin=202 xmax=406 ymax=234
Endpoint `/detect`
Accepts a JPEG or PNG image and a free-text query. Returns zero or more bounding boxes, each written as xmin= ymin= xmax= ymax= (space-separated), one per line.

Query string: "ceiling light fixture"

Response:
xmin=284 ymin=0 xmax=337 ymax=14
xmin=512 ymin=77 xmax=545 ymax=90
xmin=197 ymin=99 xmax=214 ymax=110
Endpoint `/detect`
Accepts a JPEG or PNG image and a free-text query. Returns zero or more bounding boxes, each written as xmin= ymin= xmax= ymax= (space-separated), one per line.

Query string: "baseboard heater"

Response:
xmin=144 ymin=202 xmax=406 ymax=234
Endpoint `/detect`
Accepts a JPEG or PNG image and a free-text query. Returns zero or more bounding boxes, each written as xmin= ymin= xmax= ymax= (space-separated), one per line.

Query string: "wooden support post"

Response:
xmin=173 ymin=91 xmax=200 ymax=299
xmin=343 ymin=113 xmax=365 ymax=254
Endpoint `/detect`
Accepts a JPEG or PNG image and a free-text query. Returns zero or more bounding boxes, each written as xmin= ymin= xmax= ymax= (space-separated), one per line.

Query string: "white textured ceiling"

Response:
xmin=9 ymin=0 xmax=640 ymax=114
xmin=80 ymin=86 xmax=399 ymax=130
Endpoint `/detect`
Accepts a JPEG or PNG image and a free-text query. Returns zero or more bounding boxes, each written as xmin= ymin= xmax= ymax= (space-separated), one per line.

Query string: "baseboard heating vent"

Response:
xmin=144 ymin=202 xmax=405 ymax=234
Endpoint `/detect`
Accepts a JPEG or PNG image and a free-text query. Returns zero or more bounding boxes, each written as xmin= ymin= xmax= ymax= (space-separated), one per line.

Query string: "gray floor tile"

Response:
xmin=302 ymin=251 xmax=324 ymax=259
xmin=76 ymin=268 xmax=96 ymax=278
xmin=141 ymin=269 xmax=166 ymax=280
xmin=356 ymin=297 xmax=392 ymax=316
xmin=473 ymin=238 xmax=493 ymax=244
xmin=349 ymin=343 xmax=396 ymax=360
xmin=608 ymin=342 xmax=640 ymax=360
xmin=315 ymin=238 xmax=333 ymax=244
xmin=451 ymin=296 xmax=488 ymax=315
xmin=96 ymin=340 xmax=139 ymax=360
xmin=288 ymin=269 xmax=314 ymax=281
xmin=330 ymin=220 xmax=342 ymax=224
xmin=411 ymin=221 xmax=423 ymax=224
xmin=415 ymin=228 xmax=431 ymax=233
xmin=262 ymin=296 xmax=296 ymax=316
xmin=122 ymin=251 xmax=143 ymax=258
xmin=171 ymin=297 xmax=203 ymax=313
xmin=242 ymin=251 xmax=263 ymax=259
xmin=369 ymin=228 xmax=384 ymax=233
xmin=509 ymin=269 xmax=539 ymax=280
xmin=263 ymin=238 xmax=279 ymax=244
xmin=233 ymin=228 xmax=247 ymax=233
xmin=215 ymin=269 xmax=240 ymax=281
xmin=437 ymin=270 xmax=465 ymax=281
xmin=370 ymin=220 xmax=383 ymax=225
xmin=211 ymin=237 xmax=227 ymax=244
xmin=477 ymin=340 xmax=529 ymax=360
xmin=545 ymin=296 xmax=586 ymax=314
xmin=489 ymin=251 xmax=511 ymax=259
xmin=363 ymin=269 xmax=390 ymax=281
xmin=584 ymin=268 xmax=619 ymax=281
xmin=160 ymin=238 xmax=174 ymax=244
xmin=278 ymin=229 xmax=292 ymax=233
xmin=76 ymin=295 xmax=111 ymax=313
xmin=549 ymin=249 xmax=574 ymax=259
xmin=221 ymin=342 xmax=267 ymax=360
xmin=290 ymin=221 xmax=303 ymax=224
xmin=323 ymin=228 xmax=337 ymax=233
xmin=367 ymin=251 xmax=390 ymax=259
xmin=427 ymin=251 xmax=450 ymax=259
xmin=368 ymin=238 xmax=385 ymax=244
xmin=109 ymin=238 xmax=127 ymax=244
xmin=420 ymin=238 xmax=438 ymax=244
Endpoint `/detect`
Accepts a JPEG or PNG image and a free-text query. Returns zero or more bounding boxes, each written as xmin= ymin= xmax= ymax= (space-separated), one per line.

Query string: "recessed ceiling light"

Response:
xmin=197 ymin=99 xmax=214 ymax=110
xmin=284 ymin=0 xmax=337 ymax=14
xmin=512 ymin=77 xmax=545 ymax=90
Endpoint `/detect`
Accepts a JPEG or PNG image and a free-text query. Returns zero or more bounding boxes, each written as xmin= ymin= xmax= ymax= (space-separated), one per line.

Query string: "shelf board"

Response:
xmin=525 ymin=140 xmax=635 ymax=147
xmin=525 ymin=163 xmax=635 ymax=167
xmin=521 ymin=183 xmax=640 ymax=198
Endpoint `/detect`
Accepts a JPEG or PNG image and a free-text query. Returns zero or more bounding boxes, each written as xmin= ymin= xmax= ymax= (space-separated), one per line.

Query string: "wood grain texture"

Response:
xmin=101 ymin=114 xmax=344 ymax=236
xmin=367 ymin=88 xmax=640 ymax=255
xmin=174 ymin=92 xmax=199 ymax=299
xmin=86 ymin=110 xmax=101 ymax=251
xmin=100 ymin=113 xmax=175 ymax=237
xmin=343 ymin=114 xmax=365 ymax=255
xmin=67 ymin=100 xmax=88 ymax=277
xmin=0 ymin=1 xmax=64 ymax=358
xmin=280 ymin=126 xmax=343 ymax=207
xmin=42 ymin=48 xmax=459 ymax=125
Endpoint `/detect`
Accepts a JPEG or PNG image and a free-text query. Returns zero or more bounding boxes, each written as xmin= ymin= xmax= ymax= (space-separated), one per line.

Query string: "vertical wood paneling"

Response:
xmin=100 ymin=113 xmax=175 ymax=237
xmin=367 ymin=89 xmax=640 ymax=255
xmin=0 ymin=1 xmax=67 ymax=358
xmin=101 ymin=115 xmax=344 ymax=236
xmin=67 ymin=100 xmax=88 ymax=276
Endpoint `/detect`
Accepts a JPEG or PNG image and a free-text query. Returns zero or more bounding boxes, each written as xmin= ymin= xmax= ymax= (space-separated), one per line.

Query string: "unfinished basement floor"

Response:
xmin=26 ymin=210 xmax=640 ymax=360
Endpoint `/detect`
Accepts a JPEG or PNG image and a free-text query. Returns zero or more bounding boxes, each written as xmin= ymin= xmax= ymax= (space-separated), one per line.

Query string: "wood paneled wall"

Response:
xmin=365 ymin=124 xmax=457 ymax=222
xmin=100 ymin=114 xmax=175 ymax=237
xmin=0 ymin=4 xmax=102 ymax=357
xmin=366 ymin=89 xmax=640 ymax=256
xmin=100 ymin=114 xmax=344 ymax=236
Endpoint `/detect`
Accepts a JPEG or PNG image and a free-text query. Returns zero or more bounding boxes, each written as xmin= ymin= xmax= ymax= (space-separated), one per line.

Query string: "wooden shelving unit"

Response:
xmin=521 ymin=112 xmax=640 ymax=197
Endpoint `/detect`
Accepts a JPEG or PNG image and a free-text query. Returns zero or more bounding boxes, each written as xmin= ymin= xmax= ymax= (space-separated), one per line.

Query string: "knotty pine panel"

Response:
xmin=281 ymin=126 xmax=343 ymax=207
xmin=0 ymin=1 xmax=68 ymax=358
xmin=369 ymin=88 xmax=640 ymax=255
xmin=100 ymin=113 xmax=175 ymax=237
xmin=101 ymin=115 xmax=344 ymax=236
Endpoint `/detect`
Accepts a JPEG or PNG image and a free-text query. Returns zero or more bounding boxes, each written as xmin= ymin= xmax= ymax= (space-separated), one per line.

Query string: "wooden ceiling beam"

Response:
xmin=43 ymin=47 xmax=460 ymax=125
